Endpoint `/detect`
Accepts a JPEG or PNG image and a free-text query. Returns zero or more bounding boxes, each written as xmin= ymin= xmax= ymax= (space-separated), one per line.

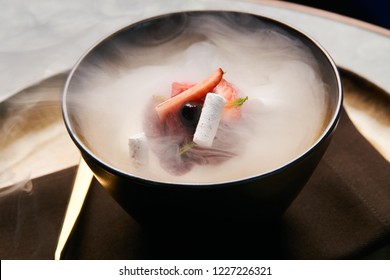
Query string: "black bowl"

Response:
xmin=62 ymin=11 xmax=342 ymax=230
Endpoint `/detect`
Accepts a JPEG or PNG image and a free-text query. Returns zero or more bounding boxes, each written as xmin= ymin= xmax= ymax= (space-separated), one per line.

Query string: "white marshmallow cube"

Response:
xmin=128 ymin=132 xmax=149 ymax=169
xmin=193 ymin=93 xmax=226 ymax=147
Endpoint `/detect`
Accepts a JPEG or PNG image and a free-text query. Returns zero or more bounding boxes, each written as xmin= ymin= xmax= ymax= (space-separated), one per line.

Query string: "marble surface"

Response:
xmin=1 ymin=0 xmax=389 ymax=188
xmin=1 ymin=0 xmax=389 ymax=102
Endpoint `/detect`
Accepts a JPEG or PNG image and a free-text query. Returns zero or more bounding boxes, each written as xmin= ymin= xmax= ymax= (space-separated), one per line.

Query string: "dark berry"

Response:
xmin=179 ymin=101 xmax=203 ymax=131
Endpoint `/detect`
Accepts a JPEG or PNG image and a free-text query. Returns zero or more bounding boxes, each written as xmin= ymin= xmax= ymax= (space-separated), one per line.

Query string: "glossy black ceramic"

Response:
xmin=62 ymin=11 xmax=342 ymax=230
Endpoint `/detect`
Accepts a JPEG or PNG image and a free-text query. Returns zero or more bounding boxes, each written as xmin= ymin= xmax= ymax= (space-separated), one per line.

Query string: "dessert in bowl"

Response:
xmin=62 ymin=11 xmax=342 ymax=229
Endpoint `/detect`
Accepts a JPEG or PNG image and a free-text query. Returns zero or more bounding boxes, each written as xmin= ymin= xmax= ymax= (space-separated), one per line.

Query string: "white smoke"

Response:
xmin=66 ymin=12 xmax=329 ymax=183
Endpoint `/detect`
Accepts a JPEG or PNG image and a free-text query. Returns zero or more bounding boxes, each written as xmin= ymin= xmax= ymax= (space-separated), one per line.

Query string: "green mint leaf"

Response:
xmin=226 ymin=96 xmax=248 ymax=108
xmin=179 ymin=142 xmax=196 ymax=155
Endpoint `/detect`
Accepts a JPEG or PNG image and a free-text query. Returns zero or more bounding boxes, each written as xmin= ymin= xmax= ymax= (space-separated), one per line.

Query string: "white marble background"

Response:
xmin=1 ymin=0 xmax=389 ymax=102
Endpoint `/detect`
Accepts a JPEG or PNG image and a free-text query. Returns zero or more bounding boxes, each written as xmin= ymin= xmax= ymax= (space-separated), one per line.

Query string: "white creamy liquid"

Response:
xmin=69 ymin=15 xmax=330 ymax=183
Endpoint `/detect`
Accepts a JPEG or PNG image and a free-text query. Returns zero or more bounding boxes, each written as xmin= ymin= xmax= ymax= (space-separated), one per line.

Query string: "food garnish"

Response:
xmin=226 ymin=96 xmax=249 ymax=108
xmin=179 ymin=141 xmax=196 ymax=155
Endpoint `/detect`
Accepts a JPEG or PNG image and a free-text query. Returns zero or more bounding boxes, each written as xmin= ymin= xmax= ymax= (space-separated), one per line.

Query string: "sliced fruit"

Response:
xmin=155 ymin=68 xmax=224 ymax=120
xmin=171 ymin=82 xmax=196 ymax=97
xmin=214 ymin=78 xmax=237 ymax=102
xmin=179 ymin=101 xmax=203 ymax=131
xmin=215 ymin=79 xmax=248 ymax=121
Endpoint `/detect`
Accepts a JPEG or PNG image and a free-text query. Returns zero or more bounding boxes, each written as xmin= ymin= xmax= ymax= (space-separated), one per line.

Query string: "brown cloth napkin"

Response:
xmin=1 ymin=107 xmax=389 ymax=260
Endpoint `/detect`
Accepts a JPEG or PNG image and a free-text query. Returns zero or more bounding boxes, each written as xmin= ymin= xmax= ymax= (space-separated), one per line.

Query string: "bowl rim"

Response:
xmin=62 ymin=10 xmax=343 ymax=188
